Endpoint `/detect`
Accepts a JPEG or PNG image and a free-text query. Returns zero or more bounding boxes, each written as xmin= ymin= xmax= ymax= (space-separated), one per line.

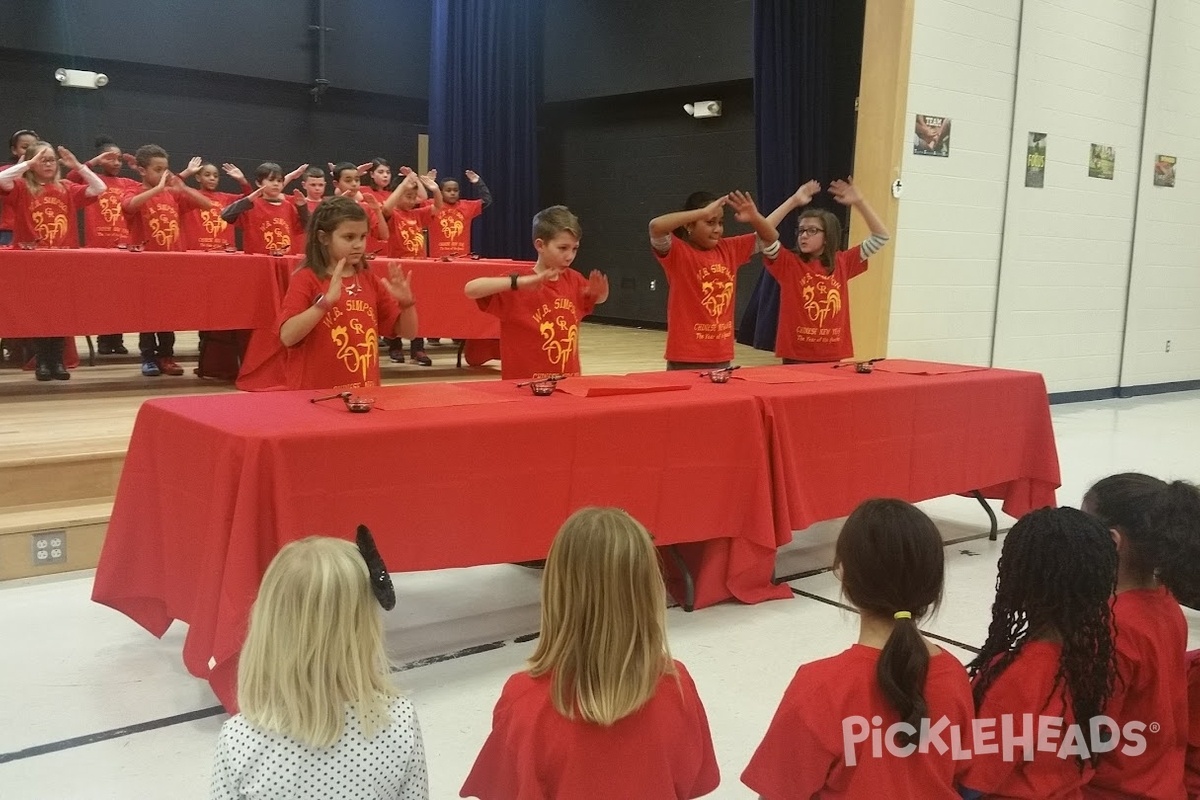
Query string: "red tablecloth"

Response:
xmin=0 ymin=249 xmax=280 ymax=336
xmin=92 ymin=377 xmax=785 ymax=711
xmin=639 ymin=362 xmax=1061 ymax=531
xmin=235 ymin=257 xmax=523 ymax=390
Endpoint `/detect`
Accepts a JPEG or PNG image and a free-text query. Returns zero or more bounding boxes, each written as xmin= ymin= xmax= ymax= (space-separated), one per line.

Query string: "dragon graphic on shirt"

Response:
xmin=99 ymin=191 xmax=123 ymax=227
xmin=331 ymin=320 xmax=379 ymax=381
xmin=399 ymin=222 xmax=426 ymax=257
xmin=439 ymin=213 xmax=464 ymax=242
xmin=801 ymin=273 xmax=842 ymax=327
xmin=202 ymin=208 xmax=228 ymax=237
xmin=261 ymin=223 xmax=291 ymax=253
xmin=149 ymin=212 xmax=179 ymax=248
xmin=32 ymin=204 xmax=69 ymax=245
xmin=540 ymin=316 xmax=578 ymax=371
xmin=700 ymin=276 xmax=734 ymax=318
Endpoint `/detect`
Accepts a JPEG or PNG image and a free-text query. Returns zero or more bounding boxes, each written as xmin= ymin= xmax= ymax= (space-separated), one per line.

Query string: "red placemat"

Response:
xmin=553 ymin=376 xmax=693 ymax=398
xmin=871 ymin=360 xmax=989 ymax=375
xmin=369 ymin=383 xmax=522 ymax=411
xmin=735 ymin=366 xmax=843 ymax=384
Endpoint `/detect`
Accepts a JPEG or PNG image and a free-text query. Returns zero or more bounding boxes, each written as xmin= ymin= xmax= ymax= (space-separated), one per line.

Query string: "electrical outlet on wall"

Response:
xmin=31 ymin=529 xmax=67 ymax=566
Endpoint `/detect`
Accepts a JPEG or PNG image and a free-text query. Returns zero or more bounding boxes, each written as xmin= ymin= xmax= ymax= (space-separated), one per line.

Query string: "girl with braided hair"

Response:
xmin=960 ymin=507 xmax=1119 ymax=799
xmin=1081 ymin=473 xmax=1200 ymax=799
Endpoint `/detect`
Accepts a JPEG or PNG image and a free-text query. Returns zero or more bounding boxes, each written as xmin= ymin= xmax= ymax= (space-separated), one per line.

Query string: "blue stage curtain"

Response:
xmin=738 ymin=0 xmax=863 ymax=350
xmin=429 ymin=0 xmax=542 ymax=259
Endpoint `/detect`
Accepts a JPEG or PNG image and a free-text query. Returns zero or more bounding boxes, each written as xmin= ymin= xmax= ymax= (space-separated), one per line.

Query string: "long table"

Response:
xmin=92 ymin=362 xmax=1060 ymax=711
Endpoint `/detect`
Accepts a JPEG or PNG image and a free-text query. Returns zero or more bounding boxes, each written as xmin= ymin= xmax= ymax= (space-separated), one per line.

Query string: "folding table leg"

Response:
xmin=665 ymin=544 xmax=695 ymax=612
xmin=972 ymin=490 xmax=999 ymax=541
xmin=456 ymin=340 xmax=465 ymax=368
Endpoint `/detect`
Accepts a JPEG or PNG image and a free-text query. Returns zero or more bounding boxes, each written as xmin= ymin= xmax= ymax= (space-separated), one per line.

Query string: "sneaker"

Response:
xmin=389 ymin=347 xmax=406 ymax=363
xmin=158 ymin=357 xmax=184 ymax=376
xmin=141 ymin=360 xmax=162 ymax=377
xmin=411 ymin=349 xmax=432 ymax=367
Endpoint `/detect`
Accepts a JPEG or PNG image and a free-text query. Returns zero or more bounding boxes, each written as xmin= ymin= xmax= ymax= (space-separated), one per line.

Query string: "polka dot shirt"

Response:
xmin=209 ymin=696 xmax=428 ymax=799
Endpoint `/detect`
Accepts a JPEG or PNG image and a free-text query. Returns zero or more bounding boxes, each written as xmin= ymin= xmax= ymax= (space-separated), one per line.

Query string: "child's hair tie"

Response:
xmin=893 ymin=610 xmax=912 ymax=620
xmin=356 ymin=524 xmax=396 ymax=610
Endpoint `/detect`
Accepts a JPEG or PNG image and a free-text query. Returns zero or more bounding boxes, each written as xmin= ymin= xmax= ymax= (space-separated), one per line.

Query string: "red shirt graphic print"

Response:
xmin=655 ymin=233 xmax=757 ymax=363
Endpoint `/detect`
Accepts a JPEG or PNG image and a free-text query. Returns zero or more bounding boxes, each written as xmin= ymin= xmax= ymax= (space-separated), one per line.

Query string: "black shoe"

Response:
xmin=113 ymin=343 xmax=129 ymax=355
xmin=411 ymin=349 xmax=432 ymax=367
xmin=52 ymin=363 xmax=70 ymax=380
xmin=97 ymin=345 xmax=115 ymax=355
xmin=34 ymin=363 xmax=52 ymax=381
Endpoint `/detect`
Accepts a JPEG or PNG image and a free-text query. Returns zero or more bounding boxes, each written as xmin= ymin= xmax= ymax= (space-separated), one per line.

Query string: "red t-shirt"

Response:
xmin=236 ymin=197 xmax=305 ymax=255
xmin=766 ymin=246 xmax=868 ymax=362
xmin=742 ymin=644 xmax=975 ymax=799
xmin=963 ymin=641 xmax=1094 ymax=799
xmin=278 ymin=265 xmax=401 ymax=391
xmin=460 ymin=661 xmax=719 ymax=800
xmin=1185 ymin=650 xmax=1200 ymax=798
xmin=476 ymin=267 xmax=596 ymax=381
xmin=0 ymin=161 xmax=15 ymax=231
xmin=1085 ymin=587 xmax=1188 ymax=800
xmin=0 ymin=179 xmax=94 ymax=248
xmin=388 ymin=204 xmax=435 ymax=258
xmin=654 ymin=233 xmax=757 ymax=364
xmin=68 ymin=171 xmax=138 ymax=248
xmin=428 ymin=198 xmax=483 ymax=257
xmin=121 ymin=186 xmax=205 ymax=252
xmin=182 ymin=189 xmax=242 ymax=251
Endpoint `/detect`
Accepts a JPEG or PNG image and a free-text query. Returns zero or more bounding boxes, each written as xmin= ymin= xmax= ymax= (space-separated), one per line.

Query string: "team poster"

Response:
xmin=914 ymin=114 xmax=951 ymax=157
xmin=1025 ymin=132 xmax=1047 ymax=188
xmin=1089 ymin=144 xmax=1115 ymax=180
xmin=1154 ymin=155 xmax=1176 ymax=187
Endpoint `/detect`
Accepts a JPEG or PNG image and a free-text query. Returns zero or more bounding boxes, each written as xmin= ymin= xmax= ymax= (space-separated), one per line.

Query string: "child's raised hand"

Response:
xmin=583 ymin=269 xmax=609 ymax=300
xmin=385 ymin=264 xmax=416 ymax=307
xmin=93 ymin=150 xmax=122 ymax=171
xmin=792 ymin=180 xmax=821 ymax=206
xmin=701 ymin=195 xmax=728 ymax=218
xmin=221 ymin=163 xmax=246 ymax=183
xmin=55 ymin=146 xmax=81 ymax=171
xmin=356 ymin=162 xmax=373 ymax=175
xmin=122 ymin=152 xmax=138 ymax=169
xmin=166 ymin=172 xmax=185 ymax=190
xmin=362 ymin=192 xmax=381 ymax=209
xmin=292 ymin=188 xmax=307 ymax=206
xmin=284 ymin=163 xmax=309 ymax=184
xmin=418 ymin=174 xmax=439 ymax=191
xmin=181 ymin=156 xmax=202 ymax=179
xmin=324 ymin=258 xmax=348 ymax=305
xmin=327 ymin=162 xmax=337 ymax=175
xmin=464 ymin=169 xmax=480 ymax=184
xmin=829 ymin=177 xmax=862 ymax=206
xmin=397 ymin=166 xmax=413 ymax=177
xmin=727 ymin=190 xmax=760 ymax=223
xmin=23 ymin=145 xmax=51 ymax=166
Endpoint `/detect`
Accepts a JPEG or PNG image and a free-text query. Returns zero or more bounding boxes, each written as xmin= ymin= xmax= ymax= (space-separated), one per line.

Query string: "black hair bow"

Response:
xmin=355 ymin=524 xmax=396 ymax=610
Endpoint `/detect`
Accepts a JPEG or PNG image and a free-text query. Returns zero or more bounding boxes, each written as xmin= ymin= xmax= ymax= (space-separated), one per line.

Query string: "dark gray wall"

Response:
xmin=543 ymin=0 xmax=753 ymax=102
xmin=542 ymin=82 xmax=759 ymax=326
xmin=0 ymin=0 xmax=430 ymax=99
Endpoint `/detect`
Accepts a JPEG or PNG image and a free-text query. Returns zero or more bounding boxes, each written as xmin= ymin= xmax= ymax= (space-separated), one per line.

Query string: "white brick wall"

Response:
xmin=1120 ymin=0 xmax=1200 ymax=387
xmin=888 ymin=0 xmax=1021 ymax=367
xmin=991 ymin=0 xmax=1153 ymax=393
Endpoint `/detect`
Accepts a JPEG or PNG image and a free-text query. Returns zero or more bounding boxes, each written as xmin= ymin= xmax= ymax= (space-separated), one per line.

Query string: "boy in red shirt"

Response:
xmin=382 ymin=170 xmax=443 ymax=365
xmin=329 ymin=161 xmax=389 ymax=256
xmin=464 ymin=205 xmax=608 ymax=381
xmin=762 ymin=178 xmax=890 ymax=363
xmin=122 ymin=143 xmax=214 ymax=376
xmin=649 ymin=190 xmax=780 ymax=370
xmin=429 ymin=169 xmax=491 ymax=258
xmin=181 ymin=159 xmax=252 ymax=251
xmin=219 ymin=162 xmax=309 ymax=256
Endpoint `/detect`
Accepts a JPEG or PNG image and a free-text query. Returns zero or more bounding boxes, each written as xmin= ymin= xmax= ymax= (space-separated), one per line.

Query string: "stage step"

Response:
xmin=0 ymin=499 xmax=111 ymax=580
xmin=0 ymin=446 xmax=125 ymax=510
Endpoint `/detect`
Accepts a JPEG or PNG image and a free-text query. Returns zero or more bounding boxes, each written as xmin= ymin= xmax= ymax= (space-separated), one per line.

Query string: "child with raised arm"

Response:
xmin=961 ymin=507 xmax=1119 ymax=799
xmin=0 ymin=128 xmax=39 ymax=247
xmin=0 ymin=141 xmax=106 ymax=380
xmin=762 ymin=178 xmax=890 ymax=363
xmin=330 ymin=161 xmax=389 ymax=256
xmin=429 ymin=170 xmax=492 ymax=258
xmin=1080 ymin=474 xmax=1200 ymax=799
xmin=648 ymin=190 xmax=780 ymax=370
xmin=301 ymin=166 xmax=327 ymax=213
xmin=461 ymin=507 xmax=719 ymax=799
xmin=381 ymin=170 xmax=442 ymax=365
xmin=122 ymin=143 xmax=214 ymax=376
xmin=278 ymin=196 xmax=418 ymax=391
xmin=742 ymin=499 xmax=974 ymax=798
xmin=209 ymin=531 xmax=428 ymax=799
xmin=219 ymin=161 xmax=310 ymax=255
xmin=182 ymin=160 xmax=252 ymax=251
xmin=464 ymin=205 xmax=607 ymax=381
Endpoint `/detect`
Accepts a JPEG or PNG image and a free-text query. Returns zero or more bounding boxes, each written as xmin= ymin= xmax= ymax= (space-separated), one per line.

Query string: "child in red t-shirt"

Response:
xmin=429 ymin=170 xmax=492 ymax=258
xmin=329 ymin=161 xmax=389 ymax=256
xmin=67 ymin=137 xmax=142 ymax=355
xmin=763 ymin=178 xmax=890 ymax=363
xmin=961 ymin=507 xmax=1120 ymax=800
xmin=122 ymin=143 xmax=214 ymax=376
xmin=1185 ymin=650 xmax=1200 ymax=799
xmin=361 ymin=157 xmax=392 ymax=203
xmin=464 ymin=205 xmax=607 ymax=381
xmin=461 ymin=507 xmax=719 ymax=800
xmin=0 ymin=128 xmax=39 ymax=248
xmin=0 ymin=140 xmax=106 ymax=379
xmin=182 ymin=160 xmax=252 ymax=251
xmin=219 ymin=161 xmax=309 ymax=256
xmin=742 ymin=499 xmax=975 ymax=799
xmin=277 ymin=196 xmax=418 ymax=391
xmin=1080 ymin=474 xmax=1200 ymax=800
xmin=649 ymin=190 xmax=780 ymax=370
xmin=382 ymin=170 xmax=443 ymax=365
